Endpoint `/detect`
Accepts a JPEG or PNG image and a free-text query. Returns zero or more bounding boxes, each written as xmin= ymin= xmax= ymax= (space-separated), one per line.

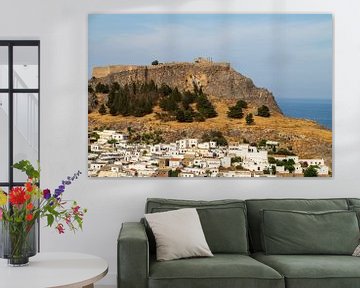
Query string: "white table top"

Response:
xmin=0 ymin=252 xmax=108 ymax=288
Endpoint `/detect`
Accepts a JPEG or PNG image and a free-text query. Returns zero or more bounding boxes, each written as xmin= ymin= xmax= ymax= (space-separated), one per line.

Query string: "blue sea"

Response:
xmin=277 ymin=98 xmax=332 ymax=130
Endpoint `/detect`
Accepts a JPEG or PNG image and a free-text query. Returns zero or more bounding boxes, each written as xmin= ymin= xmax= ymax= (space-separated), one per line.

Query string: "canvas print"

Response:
xmin=88 ymin=14 xmax=332 ymax=178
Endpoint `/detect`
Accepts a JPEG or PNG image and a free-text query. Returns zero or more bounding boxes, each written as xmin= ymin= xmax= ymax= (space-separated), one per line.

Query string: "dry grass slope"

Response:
xmin=88 ymin=96 xmax=332 ymax=169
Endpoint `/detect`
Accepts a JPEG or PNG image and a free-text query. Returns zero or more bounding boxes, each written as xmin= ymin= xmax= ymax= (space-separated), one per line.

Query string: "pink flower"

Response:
xmin=0 ymin=208 xmax=3 ymax=220
xmin=72 ymin=205 xmax=80 ymax=215
xmin=56 ymin=223 xmax=65 ymax=234
xmin=65 ymin=214 xmax=71 ymax=225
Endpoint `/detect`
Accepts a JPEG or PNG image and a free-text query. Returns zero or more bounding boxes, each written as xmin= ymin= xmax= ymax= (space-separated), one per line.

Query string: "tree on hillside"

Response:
xmin=95 ymin=83 xmax=110 ymax=94
xmin=168 ymin=169 xmax=180 ymax=177
xmin=98 ymin=104 xmax=107 ymax=115
xmin=159 ymin=95 xmax=179 ymax=112
xmin=304 ymin=165 xmax=319 ymax=177
xmin=170 ymin=87 xmax=182 ymax=102
xmin=159 ymin=83 xmax=172 ymax=96
xmin=111 ymin=82 xmax=120 ymax=92
xmin=151 ymin=60 xmax=159 ymax=65
xmin=201 ymin=131 xmax=228 ymax=146
xmin=107 ymin=139 xmax=117 ymax=145
xmin=106 ymin=81 xmax=159 ymax=117
xmin=246 ymin=113 xmax=254 ymax=125
xmin=182 ymin=90 xmax=197 ymax=109
xmin=227 ymin=106 xmax=243 ymax=119
xmin=258 ymin=139 xmax=267 ymax=147
xmin=268 ymin=157 xmax=276 ymax=164
xmin=236 ymin=99 xmax=248 ymax=109
xmin=196 ymin=94 xmax=217 ymax=118
xmin=283 ymin=159 xmax=295 ymax=173
xmin=89 ymin=132 xmax=100 ymax=140
xmin=257 ymin=105 xmax=270 ymax=117
xmin=176 ymin=109 xmax=193 ymax=123
xmin=193 ymin=112 xmax=205 ymax=122
xmin=227 ymin=100 xmax=248 ymax=119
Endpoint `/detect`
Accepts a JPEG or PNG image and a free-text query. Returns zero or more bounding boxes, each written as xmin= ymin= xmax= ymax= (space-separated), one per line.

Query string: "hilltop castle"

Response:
xmin=90 ymin=57 xmax=282 ymax=114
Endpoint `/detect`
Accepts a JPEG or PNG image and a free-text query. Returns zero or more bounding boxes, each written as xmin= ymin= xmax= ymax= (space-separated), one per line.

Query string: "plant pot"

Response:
xmin=0 ymin=220 xmax=37 ymax=266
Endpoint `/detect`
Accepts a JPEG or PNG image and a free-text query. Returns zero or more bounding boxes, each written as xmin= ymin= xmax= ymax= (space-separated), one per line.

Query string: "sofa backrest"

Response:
xmin=348 ymin=198 xmax=360 ymax=207
xmin=145 ymin=198 xmax=249 ymax=255
xmin=245 ymin=198 xmax=349 ymax=252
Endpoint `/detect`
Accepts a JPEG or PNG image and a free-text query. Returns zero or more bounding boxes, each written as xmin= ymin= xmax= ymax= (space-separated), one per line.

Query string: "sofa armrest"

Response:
xmin=118 ymin=222 xmax=149 ymax=288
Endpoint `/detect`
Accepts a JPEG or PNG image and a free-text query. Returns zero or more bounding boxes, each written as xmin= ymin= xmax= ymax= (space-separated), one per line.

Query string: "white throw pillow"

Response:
xmin=353 ymin=244 xmax=360 ymax=256
xmin=145 ymin=208 xmax=213 ymax=261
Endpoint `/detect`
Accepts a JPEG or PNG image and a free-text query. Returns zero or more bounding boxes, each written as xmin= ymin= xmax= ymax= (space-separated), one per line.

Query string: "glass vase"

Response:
xmin=0 ymin=220 xmax=37 ymax=266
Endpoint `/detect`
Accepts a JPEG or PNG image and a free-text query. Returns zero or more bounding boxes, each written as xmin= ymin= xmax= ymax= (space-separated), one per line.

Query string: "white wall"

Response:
xmin=1 ymin=0 xmax=360 ymax=286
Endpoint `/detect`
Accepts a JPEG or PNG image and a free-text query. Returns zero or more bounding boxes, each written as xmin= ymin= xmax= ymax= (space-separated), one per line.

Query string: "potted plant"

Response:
xmin=0 ymin=160 xmax=86 ymax=266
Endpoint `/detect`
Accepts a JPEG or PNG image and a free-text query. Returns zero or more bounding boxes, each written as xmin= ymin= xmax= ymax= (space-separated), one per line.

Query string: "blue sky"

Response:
xmin=88 ymin=14 xmax=333 ymax=100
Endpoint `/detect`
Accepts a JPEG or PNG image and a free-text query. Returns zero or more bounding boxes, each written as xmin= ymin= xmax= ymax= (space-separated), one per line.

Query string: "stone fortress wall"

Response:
xmin=92 ymin=57 xmax=230 ymax=78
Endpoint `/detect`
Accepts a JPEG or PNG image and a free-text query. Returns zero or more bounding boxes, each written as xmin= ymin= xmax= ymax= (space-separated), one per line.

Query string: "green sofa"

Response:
xmin=118 ymin=198 xmax=360 ymax=288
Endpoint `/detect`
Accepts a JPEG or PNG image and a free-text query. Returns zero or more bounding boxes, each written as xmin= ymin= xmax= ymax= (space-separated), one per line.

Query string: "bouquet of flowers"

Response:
xmin=0 ymin=160 xmax=87 ymax=265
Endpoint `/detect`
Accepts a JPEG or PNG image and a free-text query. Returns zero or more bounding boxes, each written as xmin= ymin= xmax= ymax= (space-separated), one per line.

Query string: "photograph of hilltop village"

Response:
xmin=88 ymin=14 xmax=332 ymax=178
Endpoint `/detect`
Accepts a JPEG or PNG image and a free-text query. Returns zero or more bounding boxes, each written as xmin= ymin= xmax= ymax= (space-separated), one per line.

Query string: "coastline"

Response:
xmin=277 ymin=98 xmax=332 ymax=130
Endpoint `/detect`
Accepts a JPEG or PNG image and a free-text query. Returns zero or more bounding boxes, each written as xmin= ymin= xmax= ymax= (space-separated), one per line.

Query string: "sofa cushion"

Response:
xmin=261 ymin=209 xmax=359 ymax=255
xmin=252 ymin=252 xmax=360 ymax=288
xmin=149 ymin=254 xmax=284 ymax=288
xmin=145 ymin=208 xmax=213 ymax=261
xmin=146 ymin=198 xmax=249 ymax=254
xmin=246 ymin=198 xmax=349 ymax=252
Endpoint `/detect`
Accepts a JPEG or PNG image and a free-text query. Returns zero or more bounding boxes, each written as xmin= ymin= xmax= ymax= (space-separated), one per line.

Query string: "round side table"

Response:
xmin=0 ymin=252 xmax=108 ymax=288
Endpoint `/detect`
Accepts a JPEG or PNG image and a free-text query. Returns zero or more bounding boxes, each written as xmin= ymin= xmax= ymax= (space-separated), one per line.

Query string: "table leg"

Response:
xmin=82 ymin=284 xmax=94 ymax=288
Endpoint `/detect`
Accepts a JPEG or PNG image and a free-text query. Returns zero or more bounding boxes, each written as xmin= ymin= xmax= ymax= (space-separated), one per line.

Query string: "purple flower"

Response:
xmin=54 ymin=189 xmax=63 ymax=198
xmin=43 ymin=189 xmax=51 ymax=200
xmin=54 ymin=171 xmax=82 ymax=199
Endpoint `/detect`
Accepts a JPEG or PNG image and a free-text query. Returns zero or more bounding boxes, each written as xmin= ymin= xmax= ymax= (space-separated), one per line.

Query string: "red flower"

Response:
xmin=25 ymin=182 xmax=33 ymax=192
xmin=24 ymin=193 xmax=31 ymax=201
xmin=26 ymin=214 xmax=33 ymax=221
xmin=56 ymin=223 xmax=65 ymax=234
xmin=26 ymin=203 xmax=34 ymax=210
xmin=9 ymin=187 xmax=26 ymax=205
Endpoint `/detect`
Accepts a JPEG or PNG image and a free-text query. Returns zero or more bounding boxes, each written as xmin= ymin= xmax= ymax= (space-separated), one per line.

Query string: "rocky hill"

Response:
xmin=90 ymin=57 xmax=282 ymax=114
xmin=88 ymin=58 xmax=332 ymax=171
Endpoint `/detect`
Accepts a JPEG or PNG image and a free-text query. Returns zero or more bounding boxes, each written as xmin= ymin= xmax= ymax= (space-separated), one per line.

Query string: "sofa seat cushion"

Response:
xmin=149 ymin=254 xmax=284 ymax=288
xmin=252 ymin=252 xmax=360 ymax=288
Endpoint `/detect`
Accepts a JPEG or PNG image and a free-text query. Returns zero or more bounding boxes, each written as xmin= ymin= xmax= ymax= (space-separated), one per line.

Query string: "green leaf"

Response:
xmin=46 ymin=205 xmax=60 ymax=217
xmin=47 ymin=214 xmax=54 ymax=227
xmin=13 ymin=160 xmax=40 ymax=180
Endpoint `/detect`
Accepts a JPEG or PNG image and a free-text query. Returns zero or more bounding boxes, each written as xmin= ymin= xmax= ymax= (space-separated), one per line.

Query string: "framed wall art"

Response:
xmin=88 ymin=14 xmax=332 ymax=178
